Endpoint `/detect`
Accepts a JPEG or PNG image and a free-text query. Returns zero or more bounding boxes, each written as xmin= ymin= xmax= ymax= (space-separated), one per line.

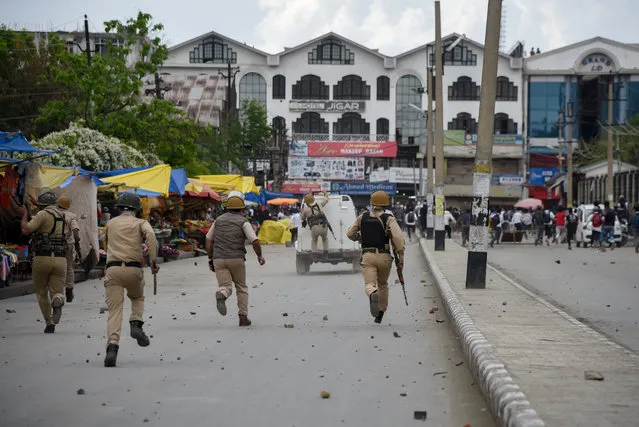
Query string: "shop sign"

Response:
xmin=287 ymin=157 xmax=365 ymax=180
xmin=464 ymin=134 xmax=523 ymax=145
xmin=281 ymin=182 xmax=329 ymax=194
xmin=388 ymin=167 xmax=435 ymax=184
xmin=491 ymin=174 xmax=525 ymax=186
xmin=577 ymin=53 xmax=614 ymax=73
xmin=331 ymin=181 xmax=397 ymax=195
xmin=369 ymin=168 xmax=390 ymax=182
xmin=289 ymin=141 xmax=397 ymax=158
xmin=289 ymin=100 xmax=365 ymax=113
xmin=529 ymin=167 xmax=560 ymax=185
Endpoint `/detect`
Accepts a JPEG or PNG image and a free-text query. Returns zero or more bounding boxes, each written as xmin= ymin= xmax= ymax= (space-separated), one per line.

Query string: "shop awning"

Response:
xmin=100 ymin=164 xmax=172 ymax=197
xmin=267 ymin=197 xmax=299 ymax=206
xmin=184 ymin=179 xmax=221 ymax=200
xmin=195 ymin=174 xmax=260 ymax=195
xmin=96 ymin=166 xmax=151 ymax=178
xmin=0 ymin=131 xmax=49 ymax=153
xmin=169 ymin=168 xmax=189 ymax=196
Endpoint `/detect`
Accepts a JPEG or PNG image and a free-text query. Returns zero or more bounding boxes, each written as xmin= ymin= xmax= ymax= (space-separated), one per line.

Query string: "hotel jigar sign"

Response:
xmin=289 ymin=100 xmax=366 ymax=113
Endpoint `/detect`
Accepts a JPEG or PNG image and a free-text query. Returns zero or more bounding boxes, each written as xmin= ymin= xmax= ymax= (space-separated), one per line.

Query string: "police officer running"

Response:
xmin=347 ymin=191 xmax=405 ymax=324
xmin=56 ymin=195 xmax=81 ymax=303
xmin=20 ymin=191 xmax=68 ymax=333
xmin=206 ymin=196 xmax=265 ymax=327
xmin=301 ymin=191 xmax=329 ymax=254
xmin=103 ymin=193 xmax=159 ymax=367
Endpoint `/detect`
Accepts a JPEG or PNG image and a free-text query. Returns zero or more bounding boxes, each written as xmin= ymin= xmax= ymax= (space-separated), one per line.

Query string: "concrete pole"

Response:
xmin=607 ymin=78 xmax=614 ymax=203
xmin=567 ymin=103 xmax=574 ymax=208
xmin=465 ymin=0 xmax=502 ymax=289
xmin=426 ymin=67 xmax=435 ymax=239
xmin=434 ymin=0 xmax=446 ymax=251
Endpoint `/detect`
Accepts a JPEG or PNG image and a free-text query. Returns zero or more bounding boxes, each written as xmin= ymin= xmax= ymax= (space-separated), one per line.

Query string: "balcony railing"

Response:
xmin=292 ymin=133 xmax=391 ymax=142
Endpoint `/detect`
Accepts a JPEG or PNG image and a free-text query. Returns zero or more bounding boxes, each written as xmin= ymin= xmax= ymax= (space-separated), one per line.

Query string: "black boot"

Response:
xmin=104 ymin=344 xmax=119 ymax=367
xmin=44 ymin=324 xmax=55 ymax=334
xmin=65 ymin=287 xmax=74 ymax=303
xmin=51 ymin=297 xmax=63 ymax=325
xmin=369 ymin=291 xmax=380 ymax=317
xmin=374 ymin=311 xmax=385 ymax=324
xmin=130 ymin=321 xmax=150 ymax=347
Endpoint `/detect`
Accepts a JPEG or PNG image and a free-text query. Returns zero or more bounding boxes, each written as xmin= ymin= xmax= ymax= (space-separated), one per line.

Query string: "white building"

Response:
xmin=158 ymin=30 xmax=527 ymax=206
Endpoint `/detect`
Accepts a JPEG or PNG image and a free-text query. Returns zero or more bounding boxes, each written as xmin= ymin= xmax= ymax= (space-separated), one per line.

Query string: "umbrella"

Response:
xmin=514 ymin=198 xmax=543 ymax=209
xmin=267 ymin=197 xmax=299 ymax=206
xmin=184 ymin=181 xmax=221 ymax=200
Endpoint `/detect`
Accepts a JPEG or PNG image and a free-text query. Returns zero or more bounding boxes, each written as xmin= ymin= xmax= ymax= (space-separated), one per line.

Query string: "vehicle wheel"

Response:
xmin=296 ymin=258 xmax=308 ymax=275
xmin=619 ymin=236 xmax=628 ymax=247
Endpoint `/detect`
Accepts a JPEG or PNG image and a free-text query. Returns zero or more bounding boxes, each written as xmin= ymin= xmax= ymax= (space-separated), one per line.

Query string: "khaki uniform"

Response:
xmin=27 ymin=206 xmax=68 ymax=325
xmin=62 ymin=210 xmax=80 ymax=289
xmin=104 ymin=212 xmax=158 ymax=345
xmin=347 ymin=209 xmax=405 ymax=312
xmin=206 ymin=213 xmax=258 ymax=316
xmin=301 ymin=197 xmax=329 ymax=252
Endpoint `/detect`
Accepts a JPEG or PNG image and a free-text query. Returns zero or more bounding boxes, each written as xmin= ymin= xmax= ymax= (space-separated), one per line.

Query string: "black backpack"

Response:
xmin=605 ymin=209 xmax=616 ymax=224
xmin=407 ymin=212 xmax=415 ymax=222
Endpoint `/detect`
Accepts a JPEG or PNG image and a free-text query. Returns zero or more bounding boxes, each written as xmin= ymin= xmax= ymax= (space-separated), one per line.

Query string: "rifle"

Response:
xmin=324 ymin=215 xmax=337 ymax=240
xmin=393 ymin=249 xmax=408 ymax=306
xmin=153 ymin=272 xmax=158 ymax=295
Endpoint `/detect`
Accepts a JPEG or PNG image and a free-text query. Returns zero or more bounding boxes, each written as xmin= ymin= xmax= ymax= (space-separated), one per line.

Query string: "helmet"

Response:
xmin=228 ymin=190 xmax=245 ymax=200
xmin=370 ymin=191 xmax=390 ymax=207
xmin=57 ymin=195 xmax=71 ymax=210
xmin=226 ymin=196 xmax=245 ymax=210
xmin=115 ymin=192 xmax=141 ymax=211
xmin=303 ymin=193 xmax=315 ymax=205
xmin=37 ymin=191 xmax=58 ymax=207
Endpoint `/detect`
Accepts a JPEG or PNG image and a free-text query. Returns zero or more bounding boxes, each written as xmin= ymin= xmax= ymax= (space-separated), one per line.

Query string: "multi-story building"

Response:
xmin=158 ymin=30 xmax=527 ymax=207
xmin=522 ymin=37 xmax=639 ymax=205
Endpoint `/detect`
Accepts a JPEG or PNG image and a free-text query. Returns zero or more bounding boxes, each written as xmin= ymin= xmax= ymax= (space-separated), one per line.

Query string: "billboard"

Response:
xmin=281 ymin=182 xmax=330 ymax=194
xmin=287 ymin=157 xmax=365 ymax=180
xmin=529 ymin=168 xmax=562 ymax=185
xmin=331 ymin=181 xmax=397 ymax=195
xmin=289 ymin=141 xmax=397 ymax=158
xmin=464 ymin=133 xmax=523 ymax=145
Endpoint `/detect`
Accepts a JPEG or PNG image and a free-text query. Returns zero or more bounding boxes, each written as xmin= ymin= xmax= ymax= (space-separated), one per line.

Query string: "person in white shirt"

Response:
xmin=444 ymin=210 xmax=455 ymax=238
xmin=404 ymin=210 xmax=417 ymax=241
xmin=288 ymin=210 xmax=302 ymax=244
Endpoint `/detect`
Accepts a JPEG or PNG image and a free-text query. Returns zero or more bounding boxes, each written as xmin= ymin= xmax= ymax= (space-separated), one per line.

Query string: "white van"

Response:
xmin=574 ymin=204 xmax=623 ymax=247
xmin=295 ymin=194 xmax=361 ymax=274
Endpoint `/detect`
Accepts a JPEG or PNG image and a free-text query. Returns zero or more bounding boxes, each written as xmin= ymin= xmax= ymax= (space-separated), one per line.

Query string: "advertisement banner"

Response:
xmin=369 ymin=168 xmax=391 ymax=182
xmin=388 ymin=167 xmax=435 ymax=184
xmin=281 ymin=182 xmax=329 ymax=194
xmin=491 ymin=174 xmax=525 ymax=186
xmin=444 ymin=130 xmax=467 ymax=146
xmin=289 ymin=141 xmax=397 ymax=157
xmin=464 ymin=133 xmax=523 ymax=145
xmin=287 ymin=157 xmax=365 ymax=180
xmin=331 ymin=181 xmax=397 ymax=195
xmin=529 ymin=168 xmax=561 ymax=185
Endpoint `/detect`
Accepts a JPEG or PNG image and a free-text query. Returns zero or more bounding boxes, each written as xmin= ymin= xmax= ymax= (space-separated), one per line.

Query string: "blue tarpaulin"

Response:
xmin=0 ymin=131 xmax=51 ymax=153
xmin=169 ymin=168 xmax=188 ymax=196
xmin=96 ymin=166 xmax=151 ymax=178
xmin=263 ymin=190 xmax=296 ymax=201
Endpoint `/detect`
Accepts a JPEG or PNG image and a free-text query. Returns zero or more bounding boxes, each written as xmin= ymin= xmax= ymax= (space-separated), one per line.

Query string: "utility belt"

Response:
xmin=34 ymin=251 xmax=66 ymax=258
xmin=362 ymin=247 xmax=391 ymax=254
xmin=308 ymin=216 xmax=327 ymax=227
xmin=32 ymin=235 xmax=67 ymax=257
xmin=106 ymin=261 xmax=142 ymax=270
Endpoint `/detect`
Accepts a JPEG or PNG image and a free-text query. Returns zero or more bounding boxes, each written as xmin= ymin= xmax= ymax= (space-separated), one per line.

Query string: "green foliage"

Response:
xmin=574 ymin=114 xmax=639 ymax=167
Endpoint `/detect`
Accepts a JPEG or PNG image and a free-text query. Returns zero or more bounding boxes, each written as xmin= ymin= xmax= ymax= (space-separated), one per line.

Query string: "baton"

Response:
xmin=153 ymin=273 xmax=157 ymax=295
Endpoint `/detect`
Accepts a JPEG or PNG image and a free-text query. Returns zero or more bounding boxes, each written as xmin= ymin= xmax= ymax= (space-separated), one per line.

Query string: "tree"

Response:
xmin=0 ymin=26 xmax=66 ymax=138
xmin=32 ymin=123 xmax=159 ymax=171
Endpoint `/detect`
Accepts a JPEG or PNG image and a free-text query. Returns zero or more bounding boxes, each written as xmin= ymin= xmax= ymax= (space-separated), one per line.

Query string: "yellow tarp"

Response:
xmin=40 ymin=165 xmax=76 ymax=189
xmin=257 ymin=220 xmax=291 ymax=245
xmin=101 ymin=164 xmax=171 ymax=197
xmin=195 ymin=175 xmax=259 ymax=195
xmin=189 ymin=178 xmax=236 ymax=194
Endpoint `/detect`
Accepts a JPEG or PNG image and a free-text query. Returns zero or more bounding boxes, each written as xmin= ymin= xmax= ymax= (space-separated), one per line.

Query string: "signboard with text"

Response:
xmin=287 ymin=157 xmax=365 ymax=180
xmin=289 ymin=100 xmax=365 ymax=113
xmin=331 ymin=181 xmax=397 ymax=195
xmin=491 ymin=174 xmax=526 ymax=186
xmin=281 ymin=182 xmax=330 ymax=194
xmin=529 ymin=167 xmax=562 ymax=185
xmin=465 ymin=133 xmax=523 ymax=145
xmin=388 ymin=167 xmax=435 ymax=184
xmin=289 ymin=141 xmax=397 ymax=158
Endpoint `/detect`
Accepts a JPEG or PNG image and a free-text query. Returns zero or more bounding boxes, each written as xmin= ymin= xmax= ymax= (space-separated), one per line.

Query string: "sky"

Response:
xmin=3 ymin=0 xmax=638 ymax=55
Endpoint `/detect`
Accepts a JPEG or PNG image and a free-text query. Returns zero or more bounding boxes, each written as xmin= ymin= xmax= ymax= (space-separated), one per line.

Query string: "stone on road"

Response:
xmin=0 ymin=243 xmax=494 ymax=427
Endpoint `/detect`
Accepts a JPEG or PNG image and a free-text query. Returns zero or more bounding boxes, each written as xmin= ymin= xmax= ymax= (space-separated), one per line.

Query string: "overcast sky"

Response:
xmin=4 ymin=0 xmax=638 ymax=55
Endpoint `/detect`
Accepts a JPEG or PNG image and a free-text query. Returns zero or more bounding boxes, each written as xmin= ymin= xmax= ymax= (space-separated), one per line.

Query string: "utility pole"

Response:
xmin=154 ymin=73 xmax=162 ymax=99
xmin=219 ymin=60 xmax=240 ymax=173
xmin=83 ymin=15 xmax=91 ymax=66
xmin=434 ymin=0 xmax=446 ymax=251
xmin=566 ymin=102 xmax=574 ymax=207
xmin=426 ymin=62 xmax=434 ymax=239
xmin=465 ymin=0 xmax=502 ymax=289
xmin=606 ymin=77 xmax=614 ymax=203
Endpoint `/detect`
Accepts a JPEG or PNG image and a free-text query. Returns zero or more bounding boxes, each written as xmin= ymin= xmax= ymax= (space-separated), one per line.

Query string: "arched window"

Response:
xmin=377 ymin=76 xmax=390 ymax=100
xmin=333 ymin=112 xmax=370 ymax=134
xmin=496 ymin=76 xmax=518 ymax=101
xmin=273 ymin=75 xmax=286 ymax=99
xmin=448 ymin=76 xmax=480 ymax=101
xmin=448 ymin=112 xmax=478 ymax=134
xmin=376 ymin=118 xmax=389 ymax=136
xmin=308 ymin=38 xmax=354 ymax=64
xmin=494 ymin=113 xmax=517 ymax=134
xmin=334 ymin=75 xmax=370 ymax=100
xmin=292 ymin=75 xmax=329 ymax=99
xmin=395 ymin=75 xmax=425 ymax=146
xmin=272 ymin=116 xmax=286 ymax=131
xmin=292 ymin=112 xmax=329 ymax=134
xmin=429 ymin=40 xmax=477 ymax=66
xmin=238 ymin=72 xmax=267 ymax=108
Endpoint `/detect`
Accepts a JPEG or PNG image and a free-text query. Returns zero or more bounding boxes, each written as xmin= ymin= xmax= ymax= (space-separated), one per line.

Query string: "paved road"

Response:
xmin=0 ymin=242 xmax=494 ymax=427
xmin=483 ymin=237 xmax=639 ymax=352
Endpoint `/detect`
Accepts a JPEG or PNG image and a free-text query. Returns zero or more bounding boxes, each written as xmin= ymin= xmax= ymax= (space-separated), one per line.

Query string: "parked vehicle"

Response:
xmin=574 ymin=204 xmax=624 ymax=247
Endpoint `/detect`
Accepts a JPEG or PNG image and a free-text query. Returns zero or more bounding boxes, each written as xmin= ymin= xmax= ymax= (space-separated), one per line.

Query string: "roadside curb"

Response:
xmin=419 ymin=238 xmax=545 ymax=427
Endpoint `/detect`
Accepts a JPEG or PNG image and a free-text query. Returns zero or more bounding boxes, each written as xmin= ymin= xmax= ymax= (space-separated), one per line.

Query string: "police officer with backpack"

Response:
xmin=301 ymin=191 xmax=329 ymax=254
xmin=347 ymin=191 xmax=405 ymax=324
xmin=20 ymin=191 xmax=68 ymax=333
